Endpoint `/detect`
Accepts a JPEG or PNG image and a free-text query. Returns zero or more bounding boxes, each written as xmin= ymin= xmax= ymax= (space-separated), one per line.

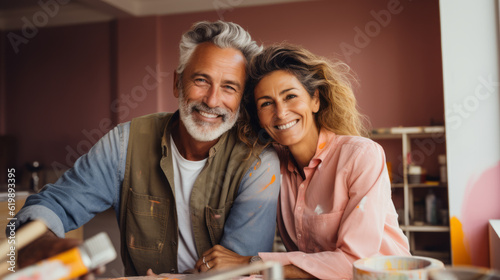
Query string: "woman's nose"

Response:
xmin=275 ymin=102 xmax=287 ymax=119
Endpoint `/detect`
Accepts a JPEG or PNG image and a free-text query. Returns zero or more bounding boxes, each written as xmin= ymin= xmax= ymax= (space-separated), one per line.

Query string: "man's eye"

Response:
xmin=223 ymin=85 xmax=237 ymax=92
xmin=194 ymin=78 xmax=208 ymax=84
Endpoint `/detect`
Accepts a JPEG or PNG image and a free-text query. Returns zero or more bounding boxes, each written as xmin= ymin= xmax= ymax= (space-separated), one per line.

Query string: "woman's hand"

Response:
xmin=195 ymin=245 xmax=252 ymax=273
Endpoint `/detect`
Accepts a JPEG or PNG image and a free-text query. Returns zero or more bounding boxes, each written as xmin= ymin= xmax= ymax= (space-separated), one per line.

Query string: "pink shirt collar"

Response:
xmin=285 ymin=128 xmax=337 ymax=174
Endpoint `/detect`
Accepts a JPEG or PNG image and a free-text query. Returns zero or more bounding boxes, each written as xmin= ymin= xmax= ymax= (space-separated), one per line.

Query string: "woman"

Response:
xmin=195 ymin=44 xmax=410 ymax=279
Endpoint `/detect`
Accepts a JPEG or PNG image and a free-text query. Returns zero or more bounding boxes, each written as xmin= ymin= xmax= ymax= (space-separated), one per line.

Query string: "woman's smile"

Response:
xmin=276 ymin=119 xmax=298 ymax=130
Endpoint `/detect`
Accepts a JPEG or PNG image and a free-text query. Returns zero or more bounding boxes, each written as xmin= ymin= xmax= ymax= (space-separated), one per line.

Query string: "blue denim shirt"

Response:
xmin=14 ymin=121 xmax=281 ymax=257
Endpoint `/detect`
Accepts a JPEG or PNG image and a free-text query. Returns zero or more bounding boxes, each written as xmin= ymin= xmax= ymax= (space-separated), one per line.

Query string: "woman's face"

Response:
xmin=254 ymin=70 xmax=320 ymax=147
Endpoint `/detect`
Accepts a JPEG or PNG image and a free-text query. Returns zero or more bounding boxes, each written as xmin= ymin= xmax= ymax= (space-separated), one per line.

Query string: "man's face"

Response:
xmin=175 ymin=42 xmax=247 ymax=142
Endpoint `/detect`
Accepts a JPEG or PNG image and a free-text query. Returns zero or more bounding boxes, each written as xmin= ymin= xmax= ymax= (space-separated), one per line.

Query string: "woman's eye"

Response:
xmin=260 ymin=101 xmax=272 ymax=108
xmin=285 ymin=94 xmax=297 ymax=100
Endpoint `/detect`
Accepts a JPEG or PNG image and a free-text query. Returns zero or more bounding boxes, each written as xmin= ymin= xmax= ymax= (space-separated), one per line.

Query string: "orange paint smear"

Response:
xmin=249 ymin=173 xmax=252 ymax=177
xmin=149 ymin=200 xmax=160 ymax=204
xmin=318 ymin=142 xmax=326 ymax=149
xmin=450 ymin=216 xmax=472 ymax=265
xmin=254 ymin=161 xmax=261 ymax=170
xmin=259 ymin=174 xmax=276 ymax=192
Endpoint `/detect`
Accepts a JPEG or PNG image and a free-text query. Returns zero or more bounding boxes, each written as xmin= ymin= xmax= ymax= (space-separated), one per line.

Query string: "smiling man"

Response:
xmin=11 ymin=21 xmax=280 ymax=277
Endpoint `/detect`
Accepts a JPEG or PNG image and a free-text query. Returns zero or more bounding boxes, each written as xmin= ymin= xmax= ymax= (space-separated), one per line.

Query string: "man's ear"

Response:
xmin=173 ymin=72 xmax=180 ymax=98
xmin=312 ymin=89 xmax=320 ymax=113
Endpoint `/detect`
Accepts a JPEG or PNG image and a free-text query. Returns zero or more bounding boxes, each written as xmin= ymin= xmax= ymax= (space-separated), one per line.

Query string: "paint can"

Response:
xmin=353 ymin=256 xmax=444 ymax=280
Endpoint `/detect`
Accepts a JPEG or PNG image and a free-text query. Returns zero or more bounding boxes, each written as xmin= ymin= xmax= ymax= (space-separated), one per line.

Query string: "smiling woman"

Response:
xmin=197 ymin=44 xmax=411 ymax=279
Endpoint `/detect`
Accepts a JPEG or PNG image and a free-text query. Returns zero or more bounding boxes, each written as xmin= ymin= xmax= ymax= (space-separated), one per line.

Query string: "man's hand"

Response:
xmin=195 ymin=245 xmax=251 ymax=273
xmin=18 ymin=229 xmax=105 ymax=279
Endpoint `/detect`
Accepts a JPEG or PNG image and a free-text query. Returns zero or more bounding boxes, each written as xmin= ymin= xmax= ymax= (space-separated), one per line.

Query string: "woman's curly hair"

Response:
xmin=238 ymin=43 xmax=369 ymax=153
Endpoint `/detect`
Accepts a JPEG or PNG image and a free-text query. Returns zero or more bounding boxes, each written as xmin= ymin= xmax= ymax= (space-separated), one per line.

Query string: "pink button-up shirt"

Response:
xmin=259 ymin=129 xmax=410 ymax=279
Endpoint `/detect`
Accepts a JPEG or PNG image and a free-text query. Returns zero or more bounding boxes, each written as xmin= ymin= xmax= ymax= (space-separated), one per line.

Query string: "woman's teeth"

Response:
xmin=277 ymin=120 xmax=298 ymax=130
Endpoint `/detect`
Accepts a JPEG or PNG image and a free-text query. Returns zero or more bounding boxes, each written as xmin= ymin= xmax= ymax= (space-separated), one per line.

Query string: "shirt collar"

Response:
xmin=285 ymin=128 xmax=337 ymax=173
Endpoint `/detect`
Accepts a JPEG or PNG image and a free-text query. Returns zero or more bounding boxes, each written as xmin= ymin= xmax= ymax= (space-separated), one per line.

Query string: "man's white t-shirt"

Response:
xmin=170 ymin=135 xmax=207 ymax=273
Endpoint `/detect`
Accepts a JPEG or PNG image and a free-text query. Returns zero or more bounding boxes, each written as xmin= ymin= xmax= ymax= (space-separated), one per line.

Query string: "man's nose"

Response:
xmin=203 ymin=85 xmax=221 ymax=108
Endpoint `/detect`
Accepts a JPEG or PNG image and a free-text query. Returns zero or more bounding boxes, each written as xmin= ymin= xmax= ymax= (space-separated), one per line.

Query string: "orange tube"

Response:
xmin=44 ymin=247 xmax=89 ymax=280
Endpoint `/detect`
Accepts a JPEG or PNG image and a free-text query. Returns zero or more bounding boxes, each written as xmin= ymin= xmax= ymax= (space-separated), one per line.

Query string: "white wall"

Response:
xmin=440 ymin=0 xmax=500 ymax=267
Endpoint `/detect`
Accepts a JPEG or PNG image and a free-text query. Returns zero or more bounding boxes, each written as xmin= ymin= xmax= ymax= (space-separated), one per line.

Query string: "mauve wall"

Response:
xmin=4 ymin=23 xmax=112 ymax=179
xmin=2 ymin=0 xmax=443 ymax=183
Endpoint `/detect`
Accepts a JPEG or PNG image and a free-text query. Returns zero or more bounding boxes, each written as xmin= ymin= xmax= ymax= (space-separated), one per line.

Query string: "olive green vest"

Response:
xmin=119 ymin=112 xmax=263 ymax=276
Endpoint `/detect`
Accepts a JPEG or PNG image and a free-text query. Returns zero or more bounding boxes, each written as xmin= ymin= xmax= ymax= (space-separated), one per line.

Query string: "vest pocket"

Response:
xmin=205 ymin=204 xmax=230 ymax=245
xmin=126 ymin=189 xmax=169 ymax=250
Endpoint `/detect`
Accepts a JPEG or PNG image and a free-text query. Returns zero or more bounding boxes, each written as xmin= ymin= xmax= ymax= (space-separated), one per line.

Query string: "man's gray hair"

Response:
xmin=176 ymin=21 xmax=262 ymax=75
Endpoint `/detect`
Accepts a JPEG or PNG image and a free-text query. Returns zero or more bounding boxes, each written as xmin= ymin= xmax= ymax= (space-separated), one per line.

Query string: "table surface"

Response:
xmin=102 ymin=274 xmax=264 ymax=280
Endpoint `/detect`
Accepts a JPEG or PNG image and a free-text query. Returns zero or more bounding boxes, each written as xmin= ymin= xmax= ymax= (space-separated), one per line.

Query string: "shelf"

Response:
xmin=371 ymin=126 xmax=450 ymax=259
xmin=392 ymin=183 xmax=447 ymax=188
xmin=401 ymin=225 xmax=450 ymax=232
xmin=412 ymin=250 xmax=450 ymax=260
xmin=371 ymin=126 xmax=445 ymax=142
xmin=408 ymin=183 xmax=447 ymax=188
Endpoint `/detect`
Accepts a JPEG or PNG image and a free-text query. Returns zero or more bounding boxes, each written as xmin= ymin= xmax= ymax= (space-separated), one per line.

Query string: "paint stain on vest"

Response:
xmin=129 ymin=234 xmax=135 ymax=247
xmin=136 ymin=170 xmax=143 ymax=179
xmin=150 ymin=200 xmax=160 ymax=215
xmin=259 ymin=174 xmax=276 ymax=192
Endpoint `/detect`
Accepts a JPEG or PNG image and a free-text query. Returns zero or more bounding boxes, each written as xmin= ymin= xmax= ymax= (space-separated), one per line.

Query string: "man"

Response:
xmin=13 ymin=21 xmax=280 ymax=277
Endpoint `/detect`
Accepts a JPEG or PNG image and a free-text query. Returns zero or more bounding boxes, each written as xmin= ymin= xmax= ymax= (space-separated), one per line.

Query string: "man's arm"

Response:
xmin=219 ymin=147 xmax=281 ymax=255
xmin=12 ymin=122 xmax=129 ymax=237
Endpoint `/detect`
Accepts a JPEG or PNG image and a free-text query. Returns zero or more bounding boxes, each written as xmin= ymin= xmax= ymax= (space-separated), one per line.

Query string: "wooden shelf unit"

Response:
xmin=371 ymin=126 xmax=450 ymax=263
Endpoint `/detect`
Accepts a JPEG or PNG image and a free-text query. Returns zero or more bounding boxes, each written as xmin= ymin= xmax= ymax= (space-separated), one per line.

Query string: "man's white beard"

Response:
xmin=178 ymin=89 xmax=240 ymax=142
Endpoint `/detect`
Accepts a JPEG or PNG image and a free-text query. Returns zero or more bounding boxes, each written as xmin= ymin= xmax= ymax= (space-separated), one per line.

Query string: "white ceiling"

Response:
xmin=0 ymin=0 xmax=313 ymax=31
